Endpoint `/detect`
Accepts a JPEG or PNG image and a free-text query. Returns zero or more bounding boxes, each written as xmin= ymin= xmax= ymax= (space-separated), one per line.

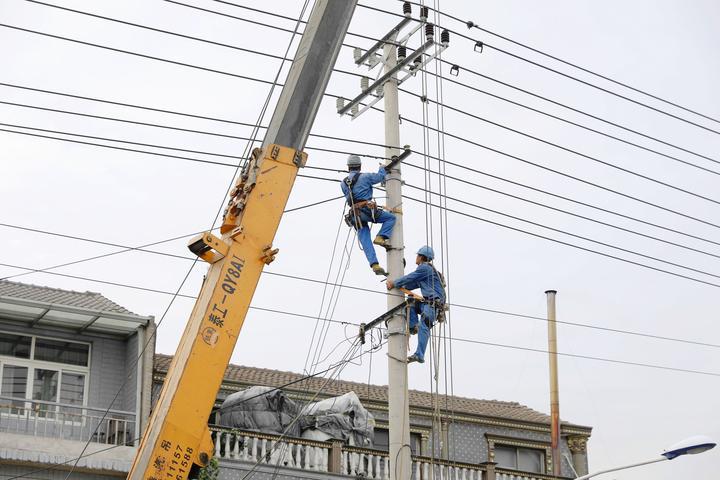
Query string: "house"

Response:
xmin=0 ymin=280 xmax=155 ymax=478
xmin=154 ymin=355 xmax=592 ymax=480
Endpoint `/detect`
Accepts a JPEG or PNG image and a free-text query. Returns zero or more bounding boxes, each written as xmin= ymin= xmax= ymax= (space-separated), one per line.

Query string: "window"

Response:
xmin=494 ymin=445 xmax=545 ymax=474
xmin=0 ymin=331 xmax=89 ymax=416
xmin=373 ymin=428 xmax=423 ymax=455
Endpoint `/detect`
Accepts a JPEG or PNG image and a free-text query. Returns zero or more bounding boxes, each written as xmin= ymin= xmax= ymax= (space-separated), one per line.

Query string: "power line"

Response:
xmin=358 ymin=2 xmax=720 ymax=136
xmin=398 ymin=0 xmax=720 ymax=126
xmin=39 ymin=0 xmax=713 ymax=181
xmin=1 ymin=226 xmax=718 ymax=349
xmin=399 ymin=89 xmax=720 ymax=208
xmin=0 ymin=126 xmax=244 ymax=167
xmin=299 ymin=171 xmax=720 ymax=287
xmin=421 ymin=62 xmax=720 ymax=169
xmin=3 ymin=82 xmax=719 ymax=251
xmin=397 ymin=162 xmax=720 ymax=261
xmin=1 ymin=262 xmax=717 ymax=377
xmin=394 ymin=114 xmax=720 ymax=231
xmin=401 ymin=182 xmax=720 ymax=281
xmin=15 ymin=0 xmax=720 ymax=176
xmin=400 ymin=81 xmax=720 ymax=176
xmin=0 ymin=23 xmax=277 ymax=85
xmin=8 ymin=109 xmax=720 ymax=279
xmin=398 ymin=192 xmax=720 ymax=289
xmin=7 ymin=122 xmax=720 ymax=288
xmin=7 ymin=15 xmax=717 ymax=224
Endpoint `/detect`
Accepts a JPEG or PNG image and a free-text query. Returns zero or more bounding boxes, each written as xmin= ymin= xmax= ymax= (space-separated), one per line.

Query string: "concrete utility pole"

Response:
xmin=383 ymin=38 xmax=412 ymax=480
xmin=545 ymin=290 xmax=561 ymax=476
xmin=336 ymin=8 xmax=449 ymax=480
xmin=128 ymin=2 xmax=357 ymax=478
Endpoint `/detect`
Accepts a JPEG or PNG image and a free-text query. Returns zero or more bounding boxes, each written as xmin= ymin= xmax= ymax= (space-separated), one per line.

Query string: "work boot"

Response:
xmin=373 ymin=236 xmax=391 ymax=249
xmin=371 ymin=263 xmax=387 ymax=276
xmin=407 ymin=354 xmax=424 ymax=364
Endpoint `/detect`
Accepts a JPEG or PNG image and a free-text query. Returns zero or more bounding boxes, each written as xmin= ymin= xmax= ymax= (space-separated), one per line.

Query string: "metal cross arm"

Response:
xmin=338 ymin=39 xmax=434 ymax=116
xmin=358 ymin=297 xmax=417 ymax=345
xmin=354 ymin=16 xmax=412 ymax=67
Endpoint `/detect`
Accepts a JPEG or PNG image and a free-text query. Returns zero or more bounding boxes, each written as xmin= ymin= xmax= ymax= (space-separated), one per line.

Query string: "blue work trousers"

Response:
xmin=354 ymin=207 xmax=396 ymax=266
xmin=408 ymin=301 xmax=438 ymax=362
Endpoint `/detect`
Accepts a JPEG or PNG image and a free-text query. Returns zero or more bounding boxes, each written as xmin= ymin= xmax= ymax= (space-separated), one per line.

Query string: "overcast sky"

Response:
xmin=1 ymin=0 xmax=719 ymax=478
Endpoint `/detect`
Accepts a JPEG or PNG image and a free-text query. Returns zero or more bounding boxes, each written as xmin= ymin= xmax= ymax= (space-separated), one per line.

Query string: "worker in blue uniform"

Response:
xmin=341 ymin=154 xmax=396 ymax=276
xmin=386 ymin=246 xmax=446 ymax=364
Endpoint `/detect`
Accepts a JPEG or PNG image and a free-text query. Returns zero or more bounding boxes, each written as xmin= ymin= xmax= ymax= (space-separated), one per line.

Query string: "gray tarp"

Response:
xmin=217 ymin=386 xmax=301 ymax=437
xmin=299 ymin=391 xmax=375 ymax=447
xmin=217 ymin=387 xmax=374 ymax=448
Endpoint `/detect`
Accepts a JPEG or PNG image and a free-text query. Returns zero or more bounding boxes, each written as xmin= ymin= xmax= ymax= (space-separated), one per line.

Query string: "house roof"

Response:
xmin=154 ymin=354 xmax=591 ymax=432
xmin=0 ymin=280 xmax=135 ymax=315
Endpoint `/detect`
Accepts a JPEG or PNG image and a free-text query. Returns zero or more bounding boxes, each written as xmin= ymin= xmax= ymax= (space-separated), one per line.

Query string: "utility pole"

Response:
xmin=337 ymin=7 xmax=449 ymax=480
xmin=383 ymin=38 xmax=412 ymax=480
xmin=545 ymin=290 xmax=561 ymax=476
xmin=128 ymin=2 xmax=357 ymax=478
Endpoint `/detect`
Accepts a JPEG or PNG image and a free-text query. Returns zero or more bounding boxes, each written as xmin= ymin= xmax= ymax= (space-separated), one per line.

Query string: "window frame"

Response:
xmin=0 ymin=331 xmax=91 ymax=419
xmin=486 ymin=434 xmax=552 ymax=475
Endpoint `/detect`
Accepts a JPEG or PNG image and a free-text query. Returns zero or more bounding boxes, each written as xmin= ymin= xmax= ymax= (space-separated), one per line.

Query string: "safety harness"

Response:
xmin=343 ymin=172 xmax=379 ymax=229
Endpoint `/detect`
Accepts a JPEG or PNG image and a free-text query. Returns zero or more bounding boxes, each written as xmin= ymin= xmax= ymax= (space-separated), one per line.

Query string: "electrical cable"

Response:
xmin=34 ymin=0 xmax=712 ymax=173
xmin=30 ymin=0 xmax=716 ymax=174
xmin=6 ymin=101 xmax=720 ymax=261
xmin=409 ymin=66 xmax=720 ymax=169
xmin=399 ymin=84 xmax=720 ymax=177
xmin=297 ymin=172 xmax=720 ymax=288
xmin=359 ymin=2 xmax=720 ymax=136
xmin=395 ymin=115 xmax=720 ymax=231
xmin=0 ymin=24 xmax=276 ymax=86
xmin=3 ymin=202 xmax=720 ymax=348
xmin=398 ymin=0 xmax=720 ymax=126
xmin=7 ymin=121 xmax=720 ymax=286
xmin=3 ymin=85 xmax=719 ymax=251
xmin=2 ymin=261 xmax=718 ymax=379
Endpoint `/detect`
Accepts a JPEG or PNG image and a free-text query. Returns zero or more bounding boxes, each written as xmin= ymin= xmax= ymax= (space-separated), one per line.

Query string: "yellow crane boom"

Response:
xmin=128 ymin=2 xmax=358 ymax=478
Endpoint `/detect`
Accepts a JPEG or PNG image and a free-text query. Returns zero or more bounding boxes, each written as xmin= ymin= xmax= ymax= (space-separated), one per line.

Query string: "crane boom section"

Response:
xmin=129 ymin=145 xmax=306 ymax=479
xmin=128 ymin=2 xmax=357 ymax=477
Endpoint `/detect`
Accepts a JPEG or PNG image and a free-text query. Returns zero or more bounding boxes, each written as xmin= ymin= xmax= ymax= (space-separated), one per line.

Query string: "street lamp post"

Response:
xmin=574 ymin=436 xmax=716 ymax=480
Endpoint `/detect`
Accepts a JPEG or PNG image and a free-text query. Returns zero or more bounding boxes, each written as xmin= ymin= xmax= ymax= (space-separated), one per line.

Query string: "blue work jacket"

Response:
xmin=340 ymin=167 xmax=387 ymax=204
xmin=393 ymin=263 xmax=446 ymax=302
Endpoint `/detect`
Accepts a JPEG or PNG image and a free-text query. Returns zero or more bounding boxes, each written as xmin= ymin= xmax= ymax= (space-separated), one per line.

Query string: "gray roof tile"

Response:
xmin=154 ymin=354 xmax=590 ymax=430
xmin=0 ymin=280 xmax=136 ymax=315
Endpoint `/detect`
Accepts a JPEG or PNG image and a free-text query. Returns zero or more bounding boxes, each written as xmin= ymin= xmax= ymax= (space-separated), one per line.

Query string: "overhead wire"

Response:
xmin=31 ymin=0 xmax=717 ymax=171
xmin=2 ymin=261 xmax=718 ymax=378
xmin=358 ymin=2 xmax=720 ymax=136
xmin=3 ymin=85 xmax=719 ymax=252
xmin=398 ymin=84 xmax=720 ymax=177
xmin=5 ymin=120 xmax=720 ymax=288
xmin=409 ymin=66 xmax=720 ymax=170
xmin=32 ymin=0 xmax=716 ymax=170
xmin=21 ymin=0 xmax=717 ymax=175
xmin=0 ymin=215 xmax=715 ymax=348
xmin=5 ymin=14 xmax=719 ymax=225
xmin=398 ymin=0 xmax=720 ymax=126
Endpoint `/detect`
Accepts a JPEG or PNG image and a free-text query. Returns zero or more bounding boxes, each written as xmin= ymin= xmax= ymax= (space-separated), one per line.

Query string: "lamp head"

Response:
xmin=662 ymin=436 xmax=716 ymax=460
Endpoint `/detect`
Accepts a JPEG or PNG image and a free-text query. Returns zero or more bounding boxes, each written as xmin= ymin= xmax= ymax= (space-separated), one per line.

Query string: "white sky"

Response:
xmin=1 ymin=0 xmax=719 ymax=478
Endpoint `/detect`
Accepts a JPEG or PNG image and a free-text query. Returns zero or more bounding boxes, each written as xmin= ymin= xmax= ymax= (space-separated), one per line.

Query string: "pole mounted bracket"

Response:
xmin=188 ymin=232 xmax=229 ymax=264
xmin=260 ymin=245 xmax=279 ymax=265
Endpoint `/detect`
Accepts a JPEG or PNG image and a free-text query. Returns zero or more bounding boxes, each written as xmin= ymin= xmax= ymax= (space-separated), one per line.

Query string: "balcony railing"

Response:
xmin=210 ymin=427 xmax=565 ymax=480
xmin=0 ymin=395 xmax=136 ymax=446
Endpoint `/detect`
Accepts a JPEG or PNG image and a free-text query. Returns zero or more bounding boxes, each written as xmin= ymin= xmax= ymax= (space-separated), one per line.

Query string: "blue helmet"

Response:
xmin=417 ymin=245 xmax=434 ymax=260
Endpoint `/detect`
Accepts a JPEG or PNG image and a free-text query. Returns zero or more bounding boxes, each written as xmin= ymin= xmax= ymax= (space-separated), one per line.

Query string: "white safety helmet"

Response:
xmin=347 ymin=154 xmax=362 ymax=168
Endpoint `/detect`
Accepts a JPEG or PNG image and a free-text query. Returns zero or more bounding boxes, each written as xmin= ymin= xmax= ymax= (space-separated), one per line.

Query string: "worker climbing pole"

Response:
xmin=128 ymin=2 xmax=358 ymax=478
xmin=340 ymin=149 xmax=411 ymax=276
